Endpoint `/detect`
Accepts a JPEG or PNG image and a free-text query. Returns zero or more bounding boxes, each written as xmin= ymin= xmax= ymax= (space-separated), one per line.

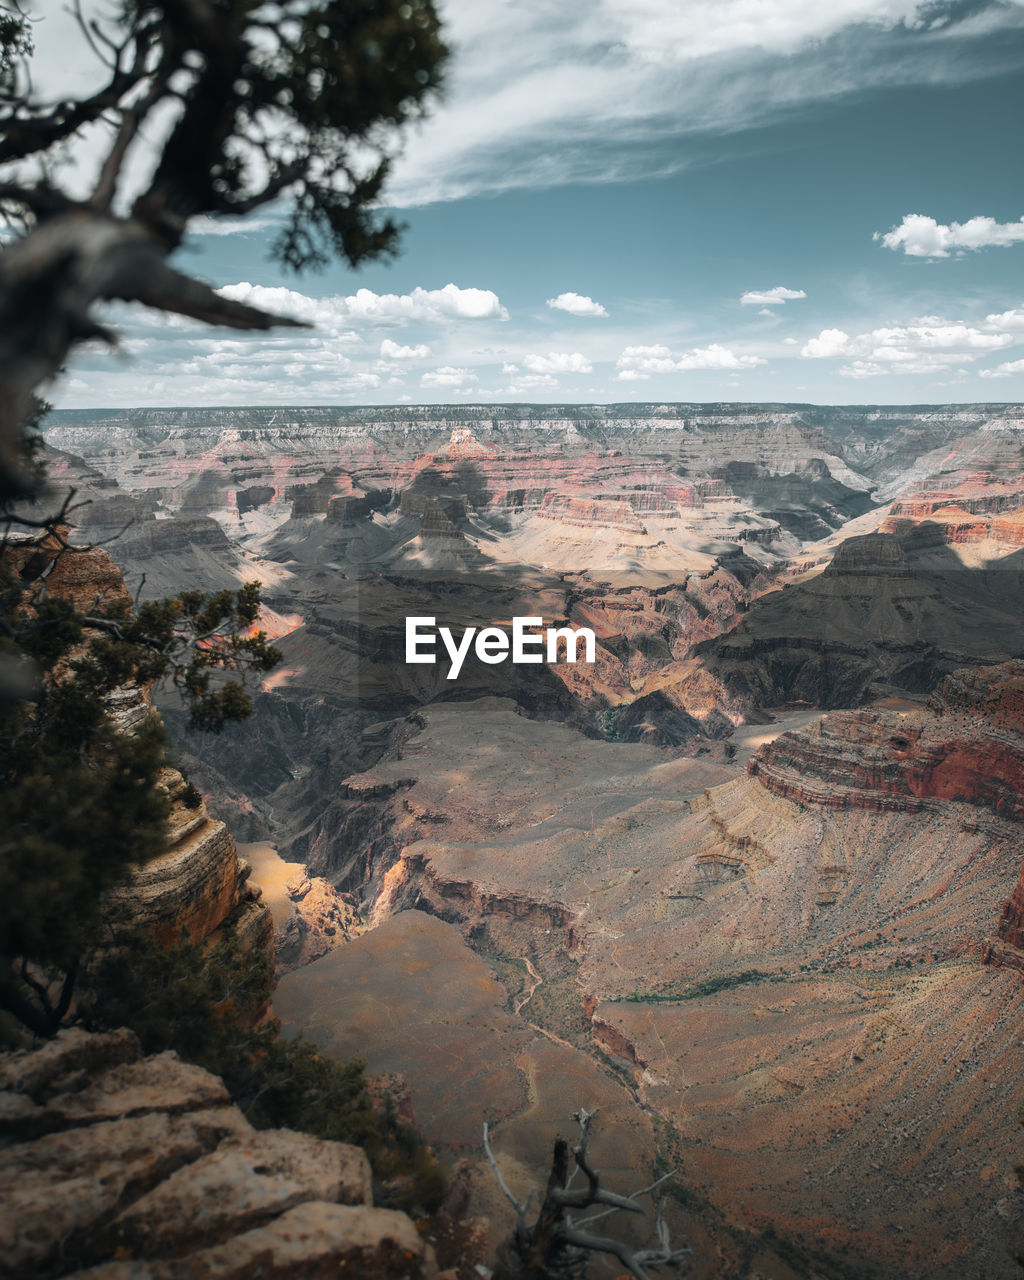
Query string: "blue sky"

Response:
xmin=41 ymin=0 xmax=1024 ymax=407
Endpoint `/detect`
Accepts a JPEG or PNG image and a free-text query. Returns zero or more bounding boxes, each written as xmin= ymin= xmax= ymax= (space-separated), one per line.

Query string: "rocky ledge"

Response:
xmin=0 ymin=1029 xmax=439 ymax=1280
xmin=112 ymin=768 xmax=272 ymax=954
xmin=749 ymin=660 xmax=1024 ymax=820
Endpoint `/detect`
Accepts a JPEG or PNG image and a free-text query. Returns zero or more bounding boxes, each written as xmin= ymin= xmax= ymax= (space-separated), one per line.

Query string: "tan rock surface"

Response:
xmin=0 ymin=1028 xmax=432 ymax=1280
xmin=80 ymin=1202 xmax=436 ymax=1280
xmin=280 ymin=690 xmax=1024 ymax=1277
xmin=112 ymin=769 xmax=271 ymax=953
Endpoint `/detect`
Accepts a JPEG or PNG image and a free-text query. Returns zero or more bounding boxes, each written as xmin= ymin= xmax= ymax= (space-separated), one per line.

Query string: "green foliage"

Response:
xmin=623 ymin=969 xmax=782 ymax=1003
xmin=0 ymin=522 xmax=281 ymax=1037
xmin=102 ymin=580 xmax=283 ymax=732
xmin=84 ymin=928 xmax=447 ymax=1215
xmin=595 ymin=702 xmax=620 ymax=741
xmin=181 ymin=780 xmax=203 ymax=809
xmin=102 ymin=0 xmax=447 ymax=273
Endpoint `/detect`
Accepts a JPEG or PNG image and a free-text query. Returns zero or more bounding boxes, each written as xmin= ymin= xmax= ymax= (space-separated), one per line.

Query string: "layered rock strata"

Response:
xmin=3 ymin=536 xmax=273 ymax=962
xmin=0 ymin=1028 xmax=437 ymax=1279
xmin=749 ymin=661 xmax=1024 ymax=820
xmin=114 ymin=769 xmax=271 ymax=953
xmin=701 ymin=532 xmax=1024 ymax=708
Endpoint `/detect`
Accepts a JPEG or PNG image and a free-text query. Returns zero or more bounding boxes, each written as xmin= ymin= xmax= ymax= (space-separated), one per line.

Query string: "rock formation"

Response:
xmin=267 ymin=682 xmax=1024 ymax=1277
xmin=113 ymin=769 xmax=272 ymax=954
xmin=0 ymin=1028 xmax=438 ymax=1279
xmin=749 ymin=660 xmax=1024 ymax=819
xmin=700 ymin=531 xmax=1024 ymax=708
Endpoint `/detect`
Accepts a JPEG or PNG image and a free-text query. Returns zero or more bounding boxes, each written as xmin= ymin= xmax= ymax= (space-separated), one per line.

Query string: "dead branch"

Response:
xmin=488 ymin=1108 xmax=690 ymax=1280
xmin=0 ymin=211 xmax=308 ymax=498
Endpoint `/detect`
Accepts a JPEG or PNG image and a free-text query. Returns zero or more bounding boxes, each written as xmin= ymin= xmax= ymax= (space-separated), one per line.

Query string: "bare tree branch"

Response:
xmin=489 ymin=1108 xmax=690 ymax=1280
xmin=484 ymin=1120 xmax=528 ymax=1216
xmin=0 ymin=0 xmax=446 ymax=500
xmin=0 ymin=211 xmax=308 ymax=498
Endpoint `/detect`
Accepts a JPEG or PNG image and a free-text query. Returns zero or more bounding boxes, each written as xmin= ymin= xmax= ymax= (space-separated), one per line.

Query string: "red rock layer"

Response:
xmin=749 ymin=661 xmax=1024 ymax=821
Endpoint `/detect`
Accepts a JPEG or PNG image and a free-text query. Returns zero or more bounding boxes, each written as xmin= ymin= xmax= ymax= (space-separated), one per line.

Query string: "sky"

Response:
xmin=20 ymin=0 xmax=1024 ymax=408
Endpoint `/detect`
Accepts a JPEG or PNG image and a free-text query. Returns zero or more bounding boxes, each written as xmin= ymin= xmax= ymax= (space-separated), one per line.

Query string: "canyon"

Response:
xmin=32 ymin=401 xmax=1024 ymax=1277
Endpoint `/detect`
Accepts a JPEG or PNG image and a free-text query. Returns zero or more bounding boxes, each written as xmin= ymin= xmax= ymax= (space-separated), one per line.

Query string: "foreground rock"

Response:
xmin=0 ymin=1029 xmax=437 ymax=1279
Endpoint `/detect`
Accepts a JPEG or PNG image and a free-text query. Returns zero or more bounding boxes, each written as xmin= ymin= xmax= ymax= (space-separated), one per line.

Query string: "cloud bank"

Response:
xmin=877 ymin=214 xmax=1024 ymax=257
xmin=218 ymin=282 xmax=508 ymax=327
xmin=616 ymin=342 xmax=764 ymax=379
xmin=801 ymin=316 xmax=1014 ymax=376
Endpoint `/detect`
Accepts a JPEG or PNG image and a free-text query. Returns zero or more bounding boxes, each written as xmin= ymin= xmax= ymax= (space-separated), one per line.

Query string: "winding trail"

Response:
xmin=514 ymin=956 xmax=543 ymax=1015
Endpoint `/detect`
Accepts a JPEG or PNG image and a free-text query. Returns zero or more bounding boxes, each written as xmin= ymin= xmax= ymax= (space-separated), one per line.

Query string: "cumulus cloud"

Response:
xmin=801 ymin=329 xmax=850 ymax=358
xmin=523 ymin=351 xmax=593 ymax=374
xmin=985 ymin=306 xmax=1024 ymax=330
xmin=678 ymin=344 xmax=765 ymax=370
xmin=616 ymin=344 xmax=679 ymax=376
xmin=420 ymin=366 xmax=479 ymax=388
xmin=834 ymin=319 xmax=1014 ymax=377
xmin=798 ymin=318 xmax=1015 ymax=375
xmin=877 ymin=214 xmax=1024 ymax=257
xmin=380 ymin=339 xmax=431 ymax=359
xmin=980 ymin=358 xmax=1024 ymax=379
xmin=741 ymin=286 xmax=807 ymax=306
xmin=218 ymin=282 xmax=508 ymax=327
xmin=616 ymin=342 xmax=764 ymax=377
xmin=546 ymin=292 xmax=609 ymax=317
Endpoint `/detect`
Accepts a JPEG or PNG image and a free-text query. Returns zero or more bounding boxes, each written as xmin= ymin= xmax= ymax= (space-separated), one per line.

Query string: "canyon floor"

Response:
xmin=42 ymin=403 xmax=1024 ymax=1278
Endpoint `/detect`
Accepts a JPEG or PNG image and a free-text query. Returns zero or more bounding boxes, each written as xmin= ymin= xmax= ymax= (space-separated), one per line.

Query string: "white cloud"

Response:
xmin=546 ymin=292 xmax=609 ymax=317
xmin=985 ymin=306 xmax=1024 ymax=330
xmin=380 ymin=0 xmax=1024 ymax=206
xmin=523 ymin=351 xmax=593 ymax=374
xmin=218 ymin=282 xmax=508 ymax=327
xmin=506 ymin=373 xmax=559 ymax=391
xmin=877 ymin=213 xmax=1024 ymax=257
xmin=799 ymin=318 xmax=1014 ymax=375
xmin=188 ymin=215 xmax=279 ymax=237
xmin=741 ymin=286 xmax=807 ymax=306
xmin=801 ymin=328 xmax=850 ymax=358
xmin=869 ymin=320 xmax=1011 ymax=352
xmin=980 ymin=358 xmax=1024 ymax=379
xmin=617 ymin=342 xmax=764 ymax=376
xmin=678 ymin=344 xmax=764 ymax=370
xmin=616 ymin=344 xmax=679 ymax=375
xmin=380 ymin=339 xmax=431 ymax=359
xmin=420 ymin=366 xmax=479 ymax=388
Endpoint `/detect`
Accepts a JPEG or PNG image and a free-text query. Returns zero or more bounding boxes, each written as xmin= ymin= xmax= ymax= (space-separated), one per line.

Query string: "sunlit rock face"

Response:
xmin=113 ymin=767 xmax=272 ymax=954
xmin=749 ymin=660 xmax=1024 ymax=819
